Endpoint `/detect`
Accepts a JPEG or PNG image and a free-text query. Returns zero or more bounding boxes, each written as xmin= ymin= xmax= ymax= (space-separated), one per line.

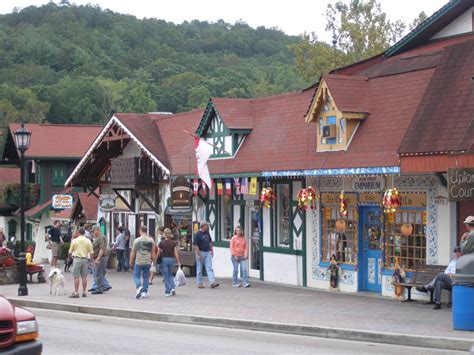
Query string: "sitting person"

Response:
xmin=416 ymin=247 xmax=461 ymax=309
xmin=460 ymin=216 xmax=474 ymax=255
xmin=26 ymin=246 xmax=46 ymax=282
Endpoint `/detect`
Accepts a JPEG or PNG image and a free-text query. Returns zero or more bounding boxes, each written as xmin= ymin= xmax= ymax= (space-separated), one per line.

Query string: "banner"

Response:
xmin=217 ymin=182 xmax=223 ymax=196
xmin=249 ymin=177 xmax=257 ymax=195
xmin=225 ymin=179 xmax=231 ymax=195
xmin=240 ymin=178 xmax=248 ymax=194
xmin=194 ymin=137 xmax=213 ymax=189
xmin=193 ymin=179 xmax=199 ymax=196
xmin=234 ymin=178 xmax=241 ymax=195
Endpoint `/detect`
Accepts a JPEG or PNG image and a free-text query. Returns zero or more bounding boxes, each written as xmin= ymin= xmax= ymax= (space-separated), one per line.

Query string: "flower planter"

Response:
xmin=0 ymin=265 xmax=18 ymax=285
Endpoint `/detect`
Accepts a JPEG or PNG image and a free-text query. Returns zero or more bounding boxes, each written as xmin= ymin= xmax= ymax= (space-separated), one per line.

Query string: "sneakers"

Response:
xmin=69 ymin=292 xmax=79 ymax=298
xmin=210 ymin=282 xmax=220 ymax=289
xmin=233 ymin=284 xmax=241 ymax=288
xmin=197 ymin=284 xmax=205 ymax=289
xmin=171 ymin=289 xmax=176 ymax=296
xmin=165 ymin=293 xmax=172 ymax=297
xmin=104 ymin=286 xmax=112 ymax=291
xmin=136 ymin=287 xmax=143 ymax=299
xmin=91 ymin=290 xmax=103 ymax=295
xmin=433 ymin=303 xmax=441 ymax=310
xmin=141 ymin=292 xmax=149 ymax=298
xmin=416 ymin=286 xmax=428 ymax=293
xmin=82 ymin=292 xmax=87 ymax=297
xmin=243 ymin=283 xmax=251 ymax=288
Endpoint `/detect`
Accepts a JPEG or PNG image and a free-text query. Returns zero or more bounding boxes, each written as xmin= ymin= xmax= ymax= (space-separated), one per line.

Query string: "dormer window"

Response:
xmin=305 ymin=75 xmax=369 ymax=152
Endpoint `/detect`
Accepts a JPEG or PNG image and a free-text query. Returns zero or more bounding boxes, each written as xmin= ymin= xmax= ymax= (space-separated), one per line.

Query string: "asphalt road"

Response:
xmin=33 ymin=309 xmax=466 ymax=355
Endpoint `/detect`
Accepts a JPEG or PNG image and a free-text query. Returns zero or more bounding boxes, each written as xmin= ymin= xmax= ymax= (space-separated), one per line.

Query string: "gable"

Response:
xmin=431 ymin=7 xmax=474 ymax=40
xmin=196 ymin=101 xmax=251 ymax=159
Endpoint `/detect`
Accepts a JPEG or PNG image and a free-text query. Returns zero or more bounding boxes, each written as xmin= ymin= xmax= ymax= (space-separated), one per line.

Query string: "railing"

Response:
xmin=110 ymin=157 xmax=160 ymax=188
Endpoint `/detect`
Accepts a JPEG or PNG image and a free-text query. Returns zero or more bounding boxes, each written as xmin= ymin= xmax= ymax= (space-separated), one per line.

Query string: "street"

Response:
xmin=34 ymin=309 xmax=466 ymax=355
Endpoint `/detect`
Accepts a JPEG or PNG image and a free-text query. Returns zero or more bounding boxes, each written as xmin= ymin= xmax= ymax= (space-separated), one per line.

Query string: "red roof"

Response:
xmin=77 ymin=193 xmax=98 ymax=222
xmin=9 ymin=123 xmax=102 ymax=159
xmin=0 ymin=168 xmax=20 ymax=184
xmin=323 ymin=75 xmax=370 ymax=113
xmin=399 ymin=40 xmax=474 ymax=155
xmin=211 ymin=98 xmax=254 ymax=129
xmin=113 ymin=113 xmax=171 ymax=170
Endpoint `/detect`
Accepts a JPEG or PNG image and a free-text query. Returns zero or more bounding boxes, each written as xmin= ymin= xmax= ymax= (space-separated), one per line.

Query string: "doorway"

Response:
xmin=359 ymin=206 xmax=382 ymax=292
xmin=246 ymin=206 xmax=261 ymax=279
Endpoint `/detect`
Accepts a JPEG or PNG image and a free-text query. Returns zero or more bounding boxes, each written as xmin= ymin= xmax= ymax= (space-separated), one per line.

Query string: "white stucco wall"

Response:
xmin=263 ymin=253 xmax=303 ymax=286
xmin=212 ymin=246 xmax=233 ymax=278
xmin=431 ymin=7 xmax=473 ymax=40
xmin=262 ymin=207 xmax=271 ymax=247
xmin=435 ymin=180 xmax=458 ymax=265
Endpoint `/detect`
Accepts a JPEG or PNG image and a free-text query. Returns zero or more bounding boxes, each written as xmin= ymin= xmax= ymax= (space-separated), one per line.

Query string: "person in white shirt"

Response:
xmin=416 ymin=247 xmax=461 ymax=310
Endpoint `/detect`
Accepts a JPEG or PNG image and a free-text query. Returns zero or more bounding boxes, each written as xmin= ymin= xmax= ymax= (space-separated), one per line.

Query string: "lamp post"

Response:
xmin=14 ymin=123 xmax=31 ymax=297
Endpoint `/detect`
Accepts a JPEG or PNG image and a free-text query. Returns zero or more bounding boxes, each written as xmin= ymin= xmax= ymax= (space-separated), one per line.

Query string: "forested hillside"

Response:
xmin=0 ymin=3 xmax=309 ymax=125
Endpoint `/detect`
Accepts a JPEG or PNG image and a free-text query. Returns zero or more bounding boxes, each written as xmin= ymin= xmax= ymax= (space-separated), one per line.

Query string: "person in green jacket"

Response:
xmin=460 ymin=216 xmax=474 ymax=255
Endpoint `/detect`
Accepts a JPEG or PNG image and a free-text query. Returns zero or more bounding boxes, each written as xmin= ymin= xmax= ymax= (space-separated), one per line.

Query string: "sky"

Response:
xmin=0 ymin=0 xmax=448 ymax=42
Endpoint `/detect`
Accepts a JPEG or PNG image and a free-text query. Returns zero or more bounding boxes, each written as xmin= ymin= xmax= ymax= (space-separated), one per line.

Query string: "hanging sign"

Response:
xmin=321 ymin=192 xmax=356 ymax=205
xmin=171 ymin=176 xmax=192 ymax=207
xmin=52 ymin=194 xmax=73 ymax=210
xmin=99 ymin=195 xmax=116 ymax=212
xmin=359 ymin=193 xmax=382 ymax=204
xmin=448 ymin=168 xmax=474 ymax=202
xmin=352 ymin=176 xmax=385 ymax=192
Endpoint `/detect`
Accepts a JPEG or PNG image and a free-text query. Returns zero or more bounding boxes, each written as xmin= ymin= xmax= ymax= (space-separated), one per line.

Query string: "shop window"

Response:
xmin=52 ymin=163 xmax=66 ymax=187
xmin=220 ymin=194 xmax=232 ymax=240
xmin=275 ymin=184 xmax=290 ymax=246
xmin=321 ymin=207 xmax=358 ymax=264
xmin=385 ymin=210 xmax=426 ymax=271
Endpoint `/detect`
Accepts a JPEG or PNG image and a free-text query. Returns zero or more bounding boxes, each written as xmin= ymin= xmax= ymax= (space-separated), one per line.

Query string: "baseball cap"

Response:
xmin=463 ymin=216 xmax=474 ymax=225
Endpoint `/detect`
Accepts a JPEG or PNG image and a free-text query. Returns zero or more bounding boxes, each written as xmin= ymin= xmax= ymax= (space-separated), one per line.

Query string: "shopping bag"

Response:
xmin=174 ymin=267 xmax=186 ymax=287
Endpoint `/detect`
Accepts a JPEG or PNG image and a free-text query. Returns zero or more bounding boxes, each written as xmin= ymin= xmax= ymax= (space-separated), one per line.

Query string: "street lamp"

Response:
xmin=14 ymin=123 xmax=31 ymax=297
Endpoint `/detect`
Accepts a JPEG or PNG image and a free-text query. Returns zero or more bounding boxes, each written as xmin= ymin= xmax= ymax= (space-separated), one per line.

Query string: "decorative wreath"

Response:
xmin=260 ymin=187 xmax=275 ymax=209
xmin=339 ymin=191 xmax=348 ymax=217
xmin=383 ymin=188 xmax=401 ymax=213
xmin=297 ymin=186 xmax=317 ymax=210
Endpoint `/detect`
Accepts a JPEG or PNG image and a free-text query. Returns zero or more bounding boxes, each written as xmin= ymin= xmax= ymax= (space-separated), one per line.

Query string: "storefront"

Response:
xmin=308 ymin=174 xmax=445 ymax=297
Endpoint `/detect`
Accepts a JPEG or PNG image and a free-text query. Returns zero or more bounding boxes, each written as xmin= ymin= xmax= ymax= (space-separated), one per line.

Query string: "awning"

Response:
xmin=165 ymin=206 xmax=192 ymax=216
xmin=400 ymin=154 xmax=474 ymax=173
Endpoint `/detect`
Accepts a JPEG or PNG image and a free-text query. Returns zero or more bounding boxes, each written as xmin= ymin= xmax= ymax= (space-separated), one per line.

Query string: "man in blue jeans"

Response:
xmin=193 ymin=221 xmax=219 ymax=289
xmin=130 ymin=225 xmax=156 ymax=299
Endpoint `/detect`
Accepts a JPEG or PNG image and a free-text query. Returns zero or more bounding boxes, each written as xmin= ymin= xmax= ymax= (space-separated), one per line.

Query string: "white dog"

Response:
xmin=48 ymin=268 xmax=67 ymax=296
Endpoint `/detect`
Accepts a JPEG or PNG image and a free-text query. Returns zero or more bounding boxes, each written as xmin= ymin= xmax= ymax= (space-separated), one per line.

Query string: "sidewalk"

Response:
xmin=2 ymin=269 xmax=473 ymax=351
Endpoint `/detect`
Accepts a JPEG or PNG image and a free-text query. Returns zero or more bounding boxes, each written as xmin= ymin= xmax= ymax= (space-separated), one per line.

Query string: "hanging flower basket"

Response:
xmin=0 ymin=247 xmax=14 ymax=268
xmin=339 ymin=191 xmax=348 ymax=218
xmin=260 ymin=187 xmax=275 ymax=208
xmin=297 ymin=186 xmax=317 ymax=210
xmin=383 ymin=188 xmax=401 ymax=213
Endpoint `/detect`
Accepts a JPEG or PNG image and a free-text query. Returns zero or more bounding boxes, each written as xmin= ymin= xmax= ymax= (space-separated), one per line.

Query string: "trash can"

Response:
xmin=452 ymin=254 xmax=474 ymax=331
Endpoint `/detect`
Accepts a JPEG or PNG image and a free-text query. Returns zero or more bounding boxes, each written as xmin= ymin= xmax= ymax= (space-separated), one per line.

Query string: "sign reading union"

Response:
xmin=448 ymin=168 xmax=474 ymax=202
xmin=351 ymin=176 xmax=385 ymax=192
xmin=52 ymin=194 xmax=74 ymax=210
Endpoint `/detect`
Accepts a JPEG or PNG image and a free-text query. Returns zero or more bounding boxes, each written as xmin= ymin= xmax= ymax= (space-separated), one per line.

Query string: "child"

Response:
xmin=26 ymin=246 xmax=46 ymax=282
xmin=328 ymin=254 xmax=339 ymax=291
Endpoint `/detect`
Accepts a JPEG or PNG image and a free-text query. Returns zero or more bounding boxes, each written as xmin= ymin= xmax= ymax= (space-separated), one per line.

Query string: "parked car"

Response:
xmin=0 ymin=295 xmax=42 ymax=354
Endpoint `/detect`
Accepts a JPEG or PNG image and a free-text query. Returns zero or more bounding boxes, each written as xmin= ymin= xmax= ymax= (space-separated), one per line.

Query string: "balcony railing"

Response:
xmin=111 ymin=157 xmax=160 ymax=188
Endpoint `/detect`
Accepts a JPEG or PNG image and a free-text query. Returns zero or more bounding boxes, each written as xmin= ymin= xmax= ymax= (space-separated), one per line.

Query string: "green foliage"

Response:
xmin=409 ymin=12 xmax=428 ymax=31
xmin=0 ymin=3 xmax=308 ymax=124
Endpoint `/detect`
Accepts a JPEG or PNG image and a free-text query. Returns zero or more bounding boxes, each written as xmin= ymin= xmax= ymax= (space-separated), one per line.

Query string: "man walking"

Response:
xmin=68 ymin=228 xmax=93 ymax=298
xmin=46 ymin=220 xmax=62 ymax=268
xmin=130 ymin=225 xmax=156 ymax=299
xmin=193 ymin=221 xmax=219 ymax=289
xmin=91 ymin=225 xmax=108 ymax=295
xmin=416 ymin=247 xmax=462 ymax=309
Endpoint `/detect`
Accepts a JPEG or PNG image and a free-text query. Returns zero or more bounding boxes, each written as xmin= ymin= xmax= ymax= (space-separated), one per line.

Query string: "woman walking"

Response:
xmin=230 ymin=226 xmax=250 ymax=288
xmin=159 ymin=228 xmax=181 ymax=296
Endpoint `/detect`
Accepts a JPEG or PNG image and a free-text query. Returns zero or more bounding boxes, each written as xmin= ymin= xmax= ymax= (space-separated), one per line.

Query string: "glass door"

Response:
xmin=247 ymin=206 xmax=261 ymax=279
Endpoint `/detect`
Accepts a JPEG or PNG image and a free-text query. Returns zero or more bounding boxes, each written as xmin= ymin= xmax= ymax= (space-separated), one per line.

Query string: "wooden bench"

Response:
xmin=395 ymin=264 xmax=449 ymax=303
xmin=27 ymin=269 xmax=46 ymax=283
xmin=178 ymin=250 xmax=196 ymax=277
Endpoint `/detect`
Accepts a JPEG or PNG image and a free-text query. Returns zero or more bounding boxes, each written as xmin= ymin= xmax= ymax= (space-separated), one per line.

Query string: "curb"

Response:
xmin=8 ymin=298 xmax=473 ymax=352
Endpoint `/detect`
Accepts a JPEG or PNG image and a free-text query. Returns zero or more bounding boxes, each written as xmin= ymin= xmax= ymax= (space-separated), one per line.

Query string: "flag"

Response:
xmin=217 ymin=182 xmax=223 ymax=196
xmin=234 ymin=178 xmax=241 ymax=195
xmin=201 ymin=180 xmax=207 ymax=197
xmin=193 ymin=179 xmax=199 ymax=196
xmin=225 ymin=179 xmax=231 ymax=195
xmin=194 ymin=137 xmax=213 ymax=189
xmin=249 ymin=177 xmax=257 ymax=195
xmin=31 ymin=160 xmax=36 ymax=174
xmin=240 ymin=178 xmax=248 ymax=194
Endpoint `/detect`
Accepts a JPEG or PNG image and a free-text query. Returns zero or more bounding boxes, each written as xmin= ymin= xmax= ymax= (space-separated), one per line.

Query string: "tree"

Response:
xmin=409 ymin=11 xmax=428 ymax=31
xmin=326 ymin=0 xmax=406 ymax=64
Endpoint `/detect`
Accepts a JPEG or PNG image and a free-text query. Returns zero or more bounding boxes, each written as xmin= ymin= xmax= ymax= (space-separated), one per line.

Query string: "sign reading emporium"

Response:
xmin=351 ymin=176 xmax=385 ymax=192
xmin=448 ymin=168 xmax=474 ymax=202
xmin=52 ymin=194 xmax=73 ymax=210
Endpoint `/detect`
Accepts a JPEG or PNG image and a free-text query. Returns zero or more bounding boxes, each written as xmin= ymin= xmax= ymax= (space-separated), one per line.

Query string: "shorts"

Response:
xmin=51 ymin=242 xmax=60 ymax=257
xmin=72 ymin=258 xmax=88 ymax=278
